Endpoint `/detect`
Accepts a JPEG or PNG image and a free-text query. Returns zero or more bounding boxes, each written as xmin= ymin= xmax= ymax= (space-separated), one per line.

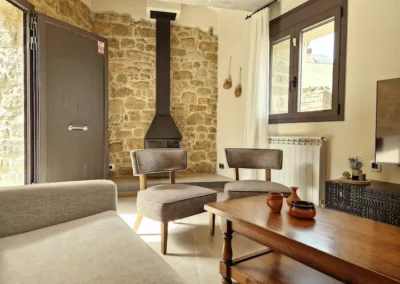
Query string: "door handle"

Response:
xmin=68 ymin=125 xmax=88 ymax=131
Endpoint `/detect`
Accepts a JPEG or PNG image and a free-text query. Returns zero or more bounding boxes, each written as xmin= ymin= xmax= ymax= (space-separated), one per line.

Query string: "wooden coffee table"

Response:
xmin=205 ymin=195 xmax=400 ymax=284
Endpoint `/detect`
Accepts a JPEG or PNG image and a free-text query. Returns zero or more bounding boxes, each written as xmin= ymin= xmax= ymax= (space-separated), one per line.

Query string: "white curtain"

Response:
xmin=243 ymin=9 xmax=270 ymax=180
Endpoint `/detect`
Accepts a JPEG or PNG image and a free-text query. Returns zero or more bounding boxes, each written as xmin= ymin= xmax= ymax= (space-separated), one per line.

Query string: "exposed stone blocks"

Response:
xmin=93 ymin=13 xmax=218 ymax=176
xmin=2 ymin=0 xmax=218 ymax=179
xmin=27 ymin=0 xmax=93 ymax=32
xmin=300 ymin=86 xmax=332 ymax=112
xmin=0 ymin=5 xmax=24 ymax=185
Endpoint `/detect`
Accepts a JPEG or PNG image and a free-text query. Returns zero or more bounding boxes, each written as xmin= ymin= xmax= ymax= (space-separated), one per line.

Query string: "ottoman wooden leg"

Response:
xmin=161 ymin=222 xmax=168 ymax=255
xmin=210 ymin=213 xmax=215 ymax=236
xmin=134 ymin=214 xmax=143 ymax=232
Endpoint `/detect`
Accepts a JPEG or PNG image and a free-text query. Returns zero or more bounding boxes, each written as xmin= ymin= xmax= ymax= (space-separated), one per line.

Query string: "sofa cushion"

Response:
xmin=0 ymin=180 xmax=117 ymax=238
xmin=224 ymin=180 xmax=291 ymax=200
xmin=137 ymin=184 xmax=217 ymax=223
xmin=0 ymin=211 xmax=184 ymax=284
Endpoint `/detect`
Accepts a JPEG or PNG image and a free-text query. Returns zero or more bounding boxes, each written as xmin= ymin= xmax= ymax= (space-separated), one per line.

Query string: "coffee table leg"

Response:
xmin=221 ymin=219 xmax=233 ymax=284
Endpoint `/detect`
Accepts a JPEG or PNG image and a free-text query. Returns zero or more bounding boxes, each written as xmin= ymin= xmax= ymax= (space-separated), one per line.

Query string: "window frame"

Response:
xmin=269 ymin=0 xmax=348 ymax=124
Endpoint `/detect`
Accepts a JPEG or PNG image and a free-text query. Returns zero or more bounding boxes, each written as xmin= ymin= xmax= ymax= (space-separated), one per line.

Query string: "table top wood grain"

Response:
xmin=205 ymin=195 xmax=400 ymax=283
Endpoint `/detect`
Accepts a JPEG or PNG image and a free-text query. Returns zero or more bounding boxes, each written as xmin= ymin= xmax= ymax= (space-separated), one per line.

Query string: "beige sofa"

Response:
xmin=0 ymin=180 xmax=185 ymax=284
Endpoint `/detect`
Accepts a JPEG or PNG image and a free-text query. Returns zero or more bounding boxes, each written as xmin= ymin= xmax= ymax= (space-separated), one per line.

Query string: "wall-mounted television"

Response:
xmin=375 ymin=78 xmax=400 ymax=166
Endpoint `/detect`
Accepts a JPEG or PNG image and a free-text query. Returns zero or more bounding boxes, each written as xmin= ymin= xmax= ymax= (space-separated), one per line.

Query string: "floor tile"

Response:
xmin=117 ymin=193 xmax=264 ymax=284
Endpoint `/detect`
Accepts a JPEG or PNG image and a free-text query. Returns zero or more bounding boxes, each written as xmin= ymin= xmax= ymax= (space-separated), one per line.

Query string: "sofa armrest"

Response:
xmin=0 ymin=180 xmax=117 ymax=238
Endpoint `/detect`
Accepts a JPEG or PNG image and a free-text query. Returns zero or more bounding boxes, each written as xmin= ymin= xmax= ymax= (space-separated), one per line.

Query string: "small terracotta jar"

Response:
xmin=266 ymin=192 xmax=284 ymax=213
xmin=223 ymin=80 xmax=232 ymax=90
xmin=289 ymin=201 xmax=316 ymax=219
xmin=234 ymin=86 xmax=242 ymax=97
xmin=286 ymin=186 xmax=301 ymax=206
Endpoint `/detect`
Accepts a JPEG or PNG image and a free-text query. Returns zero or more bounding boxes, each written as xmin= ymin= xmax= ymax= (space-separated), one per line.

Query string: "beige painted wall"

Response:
xmin=90 ymin=0 xmax=218 ymax=33
xmin=269 ymin=0 xmax=308 ymax=20
xmin=216 ymin=9 xmax=250 ymax=176
xmin=268 ymin=0 xmax=400 ymax=183
xmin=217 ymin=0 xmax=400 ymax=183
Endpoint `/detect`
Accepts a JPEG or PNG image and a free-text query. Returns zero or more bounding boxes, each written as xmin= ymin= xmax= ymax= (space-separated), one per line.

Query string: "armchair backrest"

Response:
xmin=130 ymin=149 xmax=188 ymax=176
xmin=225 ymin=148 xmax=283 ymax=170
xmin=225 ymin=148 xmax=283 ymax=181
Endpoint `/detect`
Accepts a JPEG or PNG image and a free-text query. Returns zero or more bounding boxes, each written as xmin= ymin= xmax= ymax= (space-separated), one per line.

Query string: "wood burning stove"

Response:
xmin=144 ymin=11 xmax=182 ymax=149
xmin=146 ymin=139 xmax=182 ymax=149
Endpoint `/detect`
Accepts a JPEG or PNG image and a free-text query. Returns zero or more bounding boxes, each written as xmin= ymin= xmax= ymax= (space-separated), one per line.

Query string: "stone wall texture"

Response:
xmin=27 ymin=0 xmax=93 ymax=32
xmin=1 ymin=0 xmax=218 ymax=179
xmin=271 ymin=40 xmax=333 ymax=114
xmin=93 ymin=13 xmax=218 ymax=176
xmin=270 ymin=39 xmax=290 ymax=115
xmin=300 ymin=63 xmax=333 ymax=112
xmin=0 ymin=4 xmax=25 ymax=186
xmin=301 ymin=86 xmax=332 ymax=112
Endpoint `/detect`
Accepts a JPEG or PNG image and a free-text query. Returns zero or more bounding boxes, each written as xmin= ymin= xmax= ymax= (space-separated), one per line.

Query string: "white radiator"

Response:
xmin=268 ymin=136 xmax=326 ymax=206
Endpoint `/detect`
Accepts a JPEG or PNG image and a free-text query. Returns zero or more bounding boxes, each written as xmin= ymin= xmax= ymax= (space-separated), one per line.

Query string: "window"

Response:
xmin=269 ymin=0 xmax=348 ymax=123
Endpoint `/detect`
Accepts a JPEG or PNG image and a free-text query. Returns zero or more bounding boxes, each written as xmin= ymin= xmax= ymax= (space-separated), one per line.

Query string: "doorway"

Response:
xmin=36 ymin=14 xmax=109 ymax=182
xmin=0 ymin=0 xmax=108 ymax=185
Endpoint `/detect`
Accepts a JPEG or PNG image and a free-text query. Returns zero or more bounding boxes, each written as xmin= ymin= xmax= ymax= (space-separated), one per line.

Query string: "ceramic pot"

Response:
xmin=234 ymin=86 xmax=242 ymax=97
xmin=223 ymin=79 xmax=232 ymax=90
xmin=286 ymin=186 xmax=301 ymax=206
xmin=289 ymin=200 xmax=316 ymax=219
xmin=234 ymin=67 xmax=242 ymax=97
xmin=266 ymin=192 xmax=283 ymax=213
xmin=224 ymin=57 xmax=232 ymax=89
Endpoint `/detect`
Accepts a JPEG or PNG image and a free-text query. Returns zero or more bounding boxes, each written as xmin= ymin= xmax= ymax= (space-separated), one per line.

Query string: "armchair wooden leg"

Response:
xmin=161 ymin=222 xmax=168 ymax=255
xmin=134 ymin=214 xmax=143 ymax=232
xmin=209 ymin=213 xmax=215 ymax=236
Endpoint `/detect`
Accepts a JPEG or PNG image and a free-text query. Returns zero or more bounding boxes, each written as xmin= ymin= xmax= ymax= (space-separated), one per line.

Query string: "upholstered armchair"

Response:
xmin=130 ymin=149 xmax=217 ymax=255
xmin=224 ymin=148 xmax=291 ymax=200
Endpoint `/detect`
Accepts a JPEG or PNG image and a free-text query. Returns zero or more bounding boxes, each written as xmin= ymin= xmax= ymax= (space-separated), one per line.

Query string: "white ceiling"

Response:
xmin=159 ymin=0 xmax=275 ymax=12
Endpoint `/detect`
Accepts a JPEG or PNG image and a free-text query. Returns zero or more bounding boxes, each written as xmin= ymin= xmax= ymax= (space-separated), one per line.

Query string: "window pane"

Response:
xmin=270 ymin=37 xmax=290 ymax=115
xmin=0 ymin=2 xmax=25 ymax=186
xmin=299 ymin=18 xmax=335 ymax=112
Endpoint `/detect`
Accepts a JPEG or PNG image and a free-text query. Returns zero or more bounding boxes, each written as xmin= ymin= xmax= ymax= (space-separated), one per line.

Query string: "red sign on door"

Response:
xmin=98 ymin=41 xmax=105 ymax=55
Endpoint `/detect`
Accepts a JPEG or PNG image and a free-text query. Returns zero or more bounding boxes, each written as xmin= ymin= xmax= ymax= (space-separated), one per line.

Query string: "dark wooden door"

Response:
xmin=35 ymin=14 xmax=108 ymax=183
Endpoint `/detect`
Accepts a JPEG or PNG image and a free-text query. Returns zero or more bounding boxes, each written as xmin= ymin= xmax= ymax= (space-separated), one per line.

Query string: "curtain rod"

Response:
xmin=245 ymin=0 xmax=278 ymax=20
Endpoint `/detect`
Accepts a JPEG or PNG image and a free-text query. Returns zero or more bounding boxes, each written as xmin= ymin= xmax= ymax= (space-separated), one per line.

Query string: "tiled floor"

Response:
xmin=118 ymin=193 xmax=265 ymax=284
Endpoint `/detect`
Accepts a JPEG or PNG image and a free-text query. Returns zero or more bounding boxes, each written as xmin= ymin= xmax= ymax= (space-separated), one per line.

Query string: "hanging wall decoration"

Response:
xmin=235 ymin=67 xmax=242 ymax=97
xmin=223 ymin=57 xmax=232 ymax=89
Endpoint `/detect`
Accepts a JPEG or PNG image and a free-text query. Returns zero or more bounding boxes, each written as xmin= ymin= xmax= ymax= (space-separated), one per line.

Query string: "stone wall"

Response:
xmin=0 ymin=1 xmax=218 ymax=179
xmin=27 ymin=0 xmax=93 ymax=32
xmin=271 ymin=40 xmax=334 ymax=113
xmin=300 ymin=86 xmax=332 ymax=112
xmin=270 ymin=39 xmax=290 ymax=115
xmin=93 ymin=13 xmax=218 ymax=176
xmin=299 ymin=63 xmax=333 ymax=112
xmin=0 ymin=3 xmax=24 ymax=186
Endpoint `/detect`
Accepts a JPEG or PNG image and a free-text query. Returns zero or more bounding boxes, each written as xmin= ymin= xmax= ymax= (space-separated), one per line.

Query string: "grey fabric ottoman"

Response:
xmin=137 ymin=183 xmax=218 ymax=223
xmin=131 ymin=149 xmax=218 ymax=255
